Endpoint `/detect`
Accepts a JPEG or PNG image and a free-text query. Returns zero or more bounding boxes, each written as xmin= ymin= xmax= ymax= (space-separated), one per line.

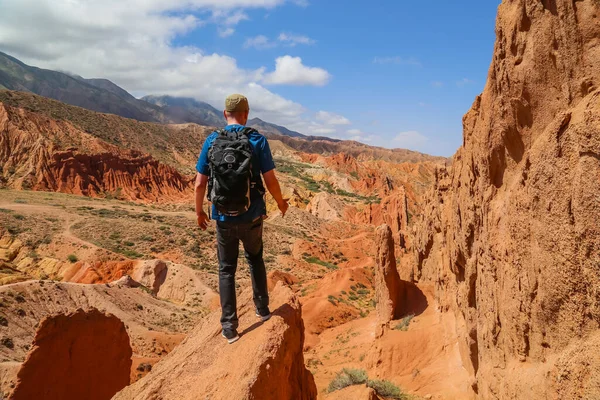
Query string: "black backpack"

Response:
xmin=207 ymin=127 xmax=255 ymax=216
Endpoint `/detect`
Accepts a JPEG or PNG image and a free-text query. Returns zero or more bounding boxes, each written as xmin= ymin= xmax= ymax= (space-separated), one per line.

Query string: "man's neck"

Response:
xmin=226 ymin=119 xmax=246 ymax=126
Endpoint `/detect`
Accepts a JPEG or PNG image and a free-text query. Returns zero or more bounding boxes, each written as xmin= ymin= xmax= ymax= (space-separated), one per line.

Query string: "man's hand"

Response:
xmin=197 ymin=210 xmax=210 ymax=230
xmin=277 ymin=198 xmax=290 ymax=217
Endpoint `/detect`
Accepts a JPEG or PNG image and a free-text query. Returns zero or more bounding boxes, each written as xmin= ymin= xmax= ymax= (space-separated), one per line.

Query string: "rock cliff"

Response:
xmin=11 ymin=309 xmax=132 ymax=400
xmin=411 ymin=1 xmax=600 ymax=398
xmin=113 ymin=283 xmax=317 ymax=400
xmin=0 ymin=102 xmax=193 ymax=201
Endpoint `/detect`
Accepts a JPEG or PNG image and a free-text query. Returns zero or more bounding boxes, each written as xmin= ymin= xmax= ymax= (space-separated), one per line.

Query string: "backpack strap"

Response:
xmin=239 ymin=127 xmax=258 ymax=137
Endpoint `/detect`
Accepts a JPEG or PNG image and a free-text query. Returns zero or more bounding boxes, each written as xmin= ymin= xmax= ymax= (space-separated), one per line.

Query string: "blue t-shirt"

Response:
xmin=196 ymin=124 xmax=276 ymax=223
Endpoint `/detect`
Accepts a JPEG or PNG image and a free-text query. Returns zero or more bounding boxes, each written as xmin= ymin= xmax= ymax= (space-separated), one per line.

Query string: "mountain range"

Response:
xmin=0 ymin=51 xmax=308 ymax=138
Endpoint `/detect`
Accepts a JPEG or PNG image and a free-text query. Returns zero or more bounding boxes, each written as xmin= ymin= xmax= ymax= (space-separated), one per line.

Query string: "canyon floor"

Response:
xmin=0 ymin=189 xmax=471 ymax=399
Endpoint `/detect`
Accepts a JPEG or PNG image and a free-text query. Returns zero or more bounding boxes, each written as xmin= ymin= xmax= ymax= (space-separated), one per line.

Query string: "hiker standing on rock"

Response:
xmin=195 ymin=94 xmax=289 ymax=344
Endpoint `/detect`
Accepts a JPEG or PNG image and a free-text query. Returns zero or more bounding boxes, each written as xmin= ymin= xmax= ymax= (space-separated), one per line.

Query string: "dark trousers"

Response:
xmin=216 ymin=219 xmax=269 ymax=331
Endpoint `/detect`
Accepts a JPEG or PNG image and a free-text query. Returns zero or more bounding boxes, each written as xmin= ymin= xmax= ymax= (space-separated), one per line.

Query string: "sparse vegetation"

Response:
xmin=367 ymin=379 xmax=408 ymax=399
xmin=303 ymin=256 xmax=338 ymax=270
xmin=1 ymin=337 xmax=14 ymax=349
xmin=327 ymin=368 xmax=368 ymax=393
xmin=394 ymin=314 xmax=415 ymax=331
xmin=67 ymin=254 xmax=78 ymax=263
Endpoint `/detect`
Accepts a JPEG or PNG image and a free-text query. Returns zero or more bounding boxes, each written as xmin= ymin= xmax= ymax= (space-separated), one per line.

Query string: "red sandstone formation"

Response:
xmin=411 ymin=0 xmax=600 ymax=398
xmin=63 ymin=260 xmax=137 ymax=284
xmin=375 ymin=225 xmax=401 ymax=325
xmin=131 ymin=259 xmax=167 ymax=294
xmin=349 ymin=188 xmax=409 ymax=236
xmin=113 ymin=284 xmax=317 ymax=400
xmin=267 ymin=270 xmax=299 ymax=291
xmin=11 ymin=309 xmax=132 ymax=400
xmin=0 ymin=102 xmax=193 ymax=202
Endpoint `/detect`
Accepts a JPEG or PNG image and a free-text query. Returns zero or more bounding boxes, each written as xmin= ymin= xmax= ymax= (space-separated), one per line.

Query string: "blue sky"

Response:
xmin=0 ymin=0 xmax=501 ymax=157
xmin=176 ymin=1 xmax=501 ymax=156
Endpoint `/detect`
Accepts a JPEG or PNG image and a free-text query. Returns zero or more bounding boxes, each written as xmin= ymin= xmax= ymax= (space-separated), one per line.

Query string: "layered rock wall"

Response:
xmin=411 ymin=1 xmax=600 ymax=398
xmin=0 ymin=103 xmax=193 ymax=201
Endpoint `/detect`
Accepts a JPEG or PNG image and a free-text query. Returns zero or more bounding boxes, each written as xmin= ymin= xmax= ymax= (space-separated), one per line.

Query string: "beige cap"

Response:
xmin=225 ymin=94 xmax=249 ymax=113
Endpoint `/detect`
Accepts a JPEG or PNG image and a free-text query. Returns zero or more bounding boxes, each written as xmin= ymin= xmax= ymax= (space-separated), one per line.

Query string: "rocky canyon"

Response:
xmin=0 ymin=0 xmax=598 ymax=399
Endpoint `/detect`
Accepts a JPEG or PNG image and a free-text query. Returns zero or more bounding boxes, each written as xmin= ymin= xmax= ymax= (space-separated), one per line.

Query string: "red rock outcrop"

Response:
xmin=375 ymin=225 xmax=401 ymax=325
xmin=131 ymin=259 xmax=167 ymax=294
xmin=63 ymin=260 xmax=137 ymax=284
xmin=350 ymin=187 xmax=409 ymax=239
xmin=306 ymin=192 xmax=345 ymax=220
xmin=411 ymin=1 xmax=600 ymax=398
xmin=113 ymin=283 xmax=317 ymax=400
xmin=267 ymin=270 xmax=300 ymax=291
xmin=0 ymin=102 xmax=193 ymax=202
xmin=11 ymin=309 xmax=132 ymax=400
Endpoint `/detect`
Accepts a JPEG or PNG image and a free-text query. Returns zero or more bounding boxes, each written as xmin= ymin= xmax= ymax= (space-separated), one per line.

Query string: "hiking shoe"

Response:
xmin=256 ymin=308 xmax=271 ymax=322
xmin=221 ymin=329 xmax=240 ymax=344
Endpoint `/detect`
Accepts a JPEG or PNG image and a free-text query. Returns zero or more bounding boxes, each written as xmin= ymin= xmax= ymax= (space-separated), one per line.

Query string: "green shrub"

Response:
xmin=367 ymin=379 xmax=407 ymax=399
xmin=327 ymin=368 xmax=368 ymax=393
xmin=67 ymin=254 xmax=78 ymax=263
xmin=394 ymin=314 xmax=415 ymax=331
xmin=1 ymin=337 xmax=14 ymax=349
xmin=304 ymin=256 xmax=338 ymax=270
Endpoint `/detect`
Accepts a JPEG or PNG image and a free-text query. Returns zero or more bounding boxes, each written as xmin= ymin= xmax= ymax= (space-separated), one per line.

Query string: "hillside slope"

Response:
xmin=0 ymin=51 xmax=162 ymax=122
xmin=0 ymin=97 xmax=194 ymax=201
xmin=142 ymin=95 xmax=225 ymax=127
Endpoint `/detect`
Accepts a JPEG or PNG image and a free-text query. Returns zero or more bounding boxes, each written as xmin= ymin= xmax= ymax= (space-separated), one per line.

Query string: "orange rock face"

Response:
xmin=0 ymin=102 xmax=192 ymax=202
xmin=411 ymin=0 xmax=600 ymax=398
xmin=350 ymin=188 xmax=409 ymax=235
xmin=12 ymin=309 xmax=132 ymax=400
xmin=113 ymin=283 xmax=317 ymax=400
xmin=375 ymin=225 xmax=401 ymax=325
xmin=63 ymin=260 xmax=137 ymax=284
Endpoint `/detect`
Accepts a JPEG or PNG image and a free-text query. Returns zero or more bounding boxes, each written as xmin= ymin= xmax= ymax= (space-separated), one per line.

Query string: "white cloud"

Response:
xmin=431 ymin=81 xmax=444 ymax=88
xmin=263 ymin=56 xmax=330 ymax=86
xmin=0 ymin=0 xmax=327 ymax=127
xmin=309 ymin=127 xmax=337 ymax=135
xmin=373 ymin=56 xmax=421 ymax=66
xmin=218 ymin=27 xmax=236 ymax=38
xmin=244 ymin=35 xmax=276 ymax=49
xmin=245 ymin=32 xmax=316 ymax=50
xmin=393 ymin=131 xmax=429 ymax=149
xmin=278 ymin=33 xmax=316 ymax=46
xmin=340 ymin=129 xmax=378 ymax=143
xmin=457 ymin=78 xmax=475 ymax=87
xmin=216 ymin=10 xmax=249 ymax=26
xmin=315 ymin=111 xmax=351 ymax=125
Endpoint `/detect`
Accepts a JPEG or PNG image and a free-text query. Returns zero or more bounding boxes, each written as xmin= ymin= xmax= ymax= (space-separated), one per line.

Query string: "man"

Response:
xmin=195 ymin=94 xmax=289 ymax=344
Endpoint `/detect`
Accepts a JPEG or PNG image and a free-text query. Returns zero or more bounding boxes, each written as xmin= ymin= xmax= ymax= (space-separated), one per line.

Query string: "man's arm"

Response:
xmin=263 ymin=170 xmax=289 ymax=217
xmin=195 ymin=173 xmax=210 ymax=230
